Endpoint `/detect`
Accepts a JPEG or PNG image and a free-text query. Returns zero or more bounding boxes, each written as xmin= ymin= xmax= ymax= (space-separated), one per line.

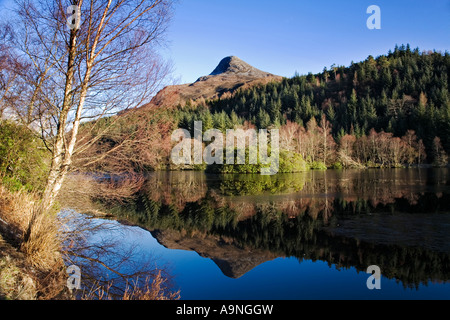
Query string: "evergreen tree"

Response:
xmin=348 ymin=89 xmax=358 ymax=129
xmin=256 ymin=109 xmax=271 ymax=129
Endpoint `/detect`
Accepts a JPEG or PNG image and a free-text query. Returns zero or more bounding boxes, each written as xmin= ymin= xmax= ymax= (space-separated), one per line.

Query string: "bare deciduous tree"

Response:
xmin=5 ymin=0 xmax=173 ymax=213
xmin=0 ymin=24 xmax=28 ymax=120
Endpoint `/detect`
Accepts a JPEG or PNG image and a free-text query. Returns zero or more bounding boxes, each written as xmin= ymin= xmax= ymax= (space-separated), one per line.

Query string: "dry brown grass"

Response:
xmin=20 ymin=211 xmax=64 ymax=271
xmin=0 ymin=187 xmax=34 ymax=239
xmin=122 ymin=271 xmax=180 ymax=301
xmin=0 ymin=185 xmax=62 ymax=270
xmin=0 ymin=184 xmax=68 ymax=299
xmin=0 ymin=235 xmax=37 ymax=300
xmin=80 ymin=270 xmax=180 ymax=301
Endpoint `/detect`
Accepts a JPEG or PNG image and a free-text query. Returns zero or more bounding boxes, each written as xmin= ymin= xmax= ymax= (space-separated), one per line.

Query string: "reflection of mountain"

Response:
xmin=151 ymin=229 xmax=277 ymax=279
xmin=102 ymin=169 xmax=450 ymax=287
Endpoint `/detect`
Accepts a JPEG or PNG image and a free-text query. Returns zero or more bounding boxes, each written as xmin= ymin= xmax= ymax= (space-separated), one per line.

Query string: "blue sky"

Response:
xmin=166 ymin=0 xmax=450 ymax=83
xmin=1 ymin=0 xmax=449 ymax=84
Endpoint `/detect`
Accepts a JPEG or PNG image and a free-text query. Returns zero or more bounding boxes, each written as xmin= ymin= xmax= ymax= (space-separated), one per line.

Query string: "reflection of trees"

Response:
xmin=107 ymin=190 xmax=450 ymax=289
xmin=92 ymin=169 xmax=450 ymax=288
xmin=211 ymin=174 xmax=308 ymax=196
xmin=104 ymin=169 xmax=450 ymax=214
xmin=143 ymin=171 xmax=207 ymax=210
xmin=60 ymin=211 xmax=179 ymax=300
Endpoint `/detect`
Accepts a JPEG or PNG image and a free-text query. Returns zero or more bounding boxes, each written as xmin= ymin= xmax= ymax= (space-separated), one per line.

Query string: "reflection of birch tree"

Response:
xmin=61 ymin=211 xmax=179 ymax=300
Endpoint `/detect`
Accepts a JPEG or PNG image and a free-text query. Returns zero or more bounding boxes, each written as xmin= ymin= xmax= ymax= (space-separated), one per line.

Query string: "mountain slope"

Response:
xmin=143 ymin=56 xmax=283 ymax=109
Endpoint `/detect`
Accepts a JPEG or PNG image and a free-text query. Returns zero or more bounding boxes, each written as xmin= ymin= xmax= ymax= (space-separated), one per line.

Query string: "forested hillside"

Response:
xmin=74 ymin=45 xmax=449 ymax=172
xmin=176 ymin=45 xmax=449 ymax=168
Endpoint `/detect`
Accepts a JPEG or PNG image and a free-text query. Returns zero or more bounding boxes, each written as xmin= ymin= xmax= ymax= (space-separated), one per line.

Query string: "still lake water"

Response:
xmin=65 ymin=168 xmax=450 ymax=300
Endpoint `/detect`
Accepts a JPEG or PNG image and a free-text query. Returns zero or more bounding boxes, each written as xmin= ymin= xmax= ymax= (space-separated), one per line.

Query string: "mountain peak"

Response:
xmin=208 ymin=56 xmax=273 ymax=78
xmin=143 ymin=56 xmax=282 ymax=110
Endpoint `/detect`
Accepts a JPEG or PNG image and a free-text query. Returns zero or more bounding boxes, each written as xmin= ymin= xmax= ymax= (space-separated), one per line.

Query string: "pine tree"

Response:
xmin=201 ymin=110 xmax=214 ymax=132
xmin=230 ymin=110 xmax=241 ymax=128
xmin=257 ymin=109 xmax=271 ymax=129
xmin=348 ymin=89 xmax=358 ymax=127
xmin=327 ymin=105 xmax=336 ymax=124
xmin=367 ymin=99 xmax=378 ymax=129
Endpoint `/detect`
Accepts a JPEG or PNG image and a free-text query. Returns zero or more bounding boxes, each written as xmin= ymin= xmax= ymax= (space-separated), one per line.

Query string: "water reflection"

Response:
xmin=98 ymin=169 xmax=450 ymax=289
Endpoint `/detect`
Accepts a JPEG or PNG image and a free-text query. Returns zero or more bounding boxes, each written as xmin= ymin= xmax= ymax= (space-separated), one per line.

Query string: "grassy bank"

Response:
xmin=0 ymin=234 xmax=37 ymax=300
xmin=0 ymin=185 xmax=68 ymax=300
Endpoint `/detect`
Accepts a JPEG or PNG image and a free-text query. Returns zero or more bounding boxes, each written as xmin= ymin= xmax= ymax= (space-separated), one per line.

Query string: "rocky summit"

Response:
xmin=205 ymin=56 xmax=274 ymax=78
xmin=143 ymin=56 xmax=282 ymax=109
